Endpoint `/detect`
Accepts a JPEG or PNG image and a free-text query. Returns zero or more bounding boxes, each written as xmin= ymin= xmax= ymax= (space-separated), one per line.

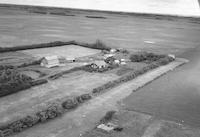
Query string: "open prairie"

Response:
xmin=0 ymin=7 xmax=200 ymax=55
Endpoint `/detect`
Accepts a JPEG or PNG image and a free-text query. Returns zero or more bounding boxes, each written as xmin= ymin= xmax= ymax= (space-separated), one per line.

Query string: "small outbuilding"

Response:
xmin=66 ymin=57 xmax=76 ymax=63
xmin=91 ymin=60 xmax=108 ymax=68
xmin=168 ymin=54 xmax=175 ymax=59
xmin=114 ymin=60 xmax=120 ymax=64
xmin=40 ymin=56 xmax=60 ymax=68
xmin=110 ymin=49 xmax=117 ymax=53
xmin=104 ymin=54 xmax=114 ymax=59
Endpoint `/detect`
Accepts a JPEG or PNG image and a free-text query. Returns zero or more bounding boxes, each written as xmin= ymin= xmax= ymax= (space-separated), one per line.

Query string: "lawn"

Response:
xmin=0 ymin=70 xmax=120 ymax=125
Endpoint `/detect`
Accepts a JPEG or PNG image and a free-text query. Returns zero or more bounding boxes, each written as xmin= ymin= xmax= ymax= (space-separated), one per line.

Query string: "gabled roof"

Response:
xmin=41 ymin=55 xmax=60 ymax=68
xmin=43 ymin=55 xmax=58 ymax=60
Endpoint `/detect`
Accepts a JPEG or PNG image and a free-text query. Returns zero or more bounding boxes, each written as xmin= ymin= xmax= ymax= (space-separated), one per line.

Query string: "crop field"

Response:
xmin=21 ymin=45 xmax=101 ymax=59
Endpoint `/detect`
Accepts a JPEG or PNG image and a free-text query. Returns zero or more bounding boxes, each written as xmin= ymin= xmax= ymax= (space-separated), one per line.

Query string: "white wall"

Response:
xmin=0 ymin=0 xmax=200 ymax=16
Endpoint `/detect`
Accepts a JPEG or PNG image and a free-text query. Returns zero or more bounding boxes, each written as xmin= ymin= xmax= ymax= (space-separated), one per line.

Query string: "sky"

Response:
xmin=0 ymin=0 xmax=200 ymax=16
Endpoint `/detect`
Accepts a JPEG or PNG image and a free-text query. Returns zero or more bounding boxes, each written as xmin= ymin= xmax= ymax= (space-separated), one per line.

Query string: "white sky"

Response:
xmin=0 ymin=0 xmax=200 ymax=16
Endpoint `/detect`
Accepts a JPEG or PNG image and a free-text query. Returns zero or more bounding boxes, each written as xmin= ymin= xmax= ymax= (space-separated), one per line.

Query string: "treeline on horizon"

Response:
xmin=0 ymin=3 xmax=199 ymax=23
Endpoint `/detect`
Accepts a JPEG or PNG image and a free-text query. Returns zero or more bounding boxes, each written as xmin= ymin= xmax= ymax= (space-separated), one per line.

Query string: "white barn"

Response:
xmin=40 ymin=56 xmax=60 ymax=68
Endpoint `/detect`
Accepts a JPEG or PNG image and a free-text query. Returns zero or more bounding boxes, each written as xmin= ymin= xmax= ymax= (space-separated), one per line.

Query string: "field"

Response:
xmin=0 ymin=70 xmax=119 ymax=123
xmin=0 ymin=52 xmax=33 ymax=66
xmin=1 ymin=7 xmax=200 ymax=55
xmin=21 ymin=44 xmax=100 ymax=59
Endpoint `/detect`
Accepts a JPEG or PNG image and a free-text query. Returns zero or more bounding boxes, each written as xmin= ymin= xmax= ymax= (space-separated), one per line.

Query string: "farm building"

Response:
xmin=110 ymin=48 xmax=117 ymax=53
xmin=114 ymin=60 xmax=120 ymax=64
xmin=91 ymin=60 xmax=108 ymax=69
xmin=40 ymin=56 xmax=60 ymax=68
xmin=66 ymin=57 xmax=76 ymax=63
xmin=104 ymin=54 xmax=114 ymax=59
xmin=168 ymin=54 xmax=175 ymax=59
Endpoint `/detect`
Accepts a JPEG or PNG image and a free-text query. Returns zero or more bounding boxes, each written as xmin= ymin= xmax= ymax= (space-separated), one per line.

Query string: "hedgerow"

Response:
xmin=0 ymin=66 xmax=49 ymax=97
xmin=99 ymin=111 xmax=116 ymax=124
xmin=0 ymin=41 xmax=73 ymax=53
xmin=0 ymin=40 xmax=111 ymax=53
xmin=130 ymin=52 xmax=166 ymax=62
xmin=0 ymin=65 xmax=14 ymax=70
xmin=30 ymin=79 xmax=48 ymax=86
xmin=0 ymin=93 xmax=92 ymax=137
xmin=72 ymin=40 xmax=111 ymax=51
xmin=92 ymin=56 xmax=174 ymax=94
xmin=17 ymin=59 xmax=42 ymax=68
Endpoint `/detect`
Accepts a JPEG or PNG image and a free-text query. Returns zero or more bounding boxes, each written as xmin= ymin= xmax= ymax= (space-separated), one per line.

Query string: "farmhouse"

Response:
xmin=40 ymin=56 xmax=60 ymax=68
xmin=91 ymin=60 xmax=108 ymax=69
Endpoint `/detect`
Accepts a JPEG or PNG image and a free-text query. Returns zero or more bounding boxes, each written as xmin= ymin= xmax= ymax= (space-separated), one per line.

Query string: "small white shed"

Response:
xmin=110 ymin=49 xmax=117 ymax=53
xmin=114 ymin=60 xmax=120 ymax=64
xmin=104 ymin=54 xmax=114 ymax=59
xmin=40 ymin=56 xmax=60 ymax=68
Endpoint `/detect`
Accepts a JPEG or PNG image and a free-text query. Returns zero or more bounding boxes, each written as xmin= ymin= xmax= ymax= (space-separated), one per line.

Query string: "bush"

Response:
xmin=36 ymin=103 xmax=64 ymax=122
xmin=9 ymin=120 xmax=24 ymax=132
xmin=0 ymin=65 xmax=15 ymax=70
xmin=100 ymin=111 xmax=116 ymax=124
xmin=20 ymin=115 xmax=40 ymax=127
xmin=80 ymin=94 xmax=92 ymax=101
xmin=0 ymin=68 xmax=33 ymax=97
xmin=156 ymin=56 xmax=174 ymax=66
xmin=116 ymin=67 xmax=133 ymax=76
xmin=17 ymin=59 xmax=42 ymax=68
xmin=0 ymin=128 xmax=13 ymax=137
xmin=0 ymin=93 xmax=91 ymax=136
xmin=92 ymin=40 xmax=109 ymax=50
xmin=30 ymin=79 xmax=48 ymax=86
xmin=76 ymin=94 xmax=92 ymax=103
xmin=130 ymin=52 xmax=166 ymax=62
xmin=62 ymin=98 xmax=79 ymax=109
xmin=72 ymin=40 xmax=111 ymax=51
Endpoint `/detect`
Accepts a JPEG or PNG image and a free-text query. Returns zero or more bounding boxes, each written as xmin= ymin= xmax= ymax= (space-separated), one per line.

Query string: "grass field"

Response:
xmin=21 ymin=44 xmax=100 ymax=58
xmin=0 ymin=70 xmax=119 ymax=124
xmin=0 ymin=52 xmax=33 ymax=66
xmin=0 ymin=8 xmax=200 ymax=55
